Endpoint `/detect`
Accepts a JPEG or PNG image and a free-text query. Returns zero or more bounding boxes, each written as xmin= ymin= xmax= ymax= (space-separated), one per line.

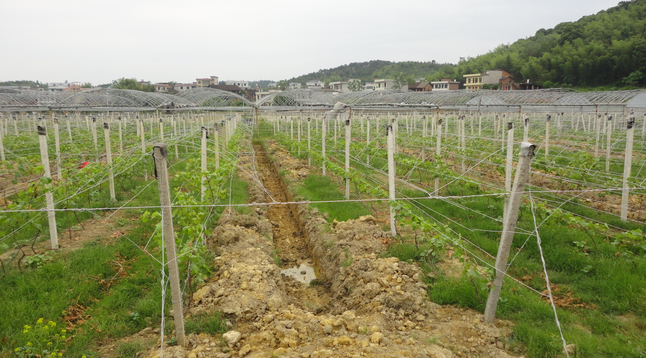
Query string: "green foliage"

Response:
xmin=111 ymin=78 xmax=155 ymax=92
xmin=185 ymin=313 xmax=228 ymax=336
xmin=0 ymin=80 xmax=46 ymax=90
xmin=347 ymin=79 xmax=363 ymax=92
xmin=392 ymin=72 xmax=415 ymax=89
xmin=296 ymin=175 xmax=371 ymax=222
xmin=436 ymin=0 xmax=646 ymax=87
xmin=117 ymin=341 xmax=142 ymax=358
xmin=23 ymin=252 xmax=54 ymax=269
xmin=287 ymin=60 xmax=454 ymax=86
xmin=13 ymin=319 xmax=67 ymax=357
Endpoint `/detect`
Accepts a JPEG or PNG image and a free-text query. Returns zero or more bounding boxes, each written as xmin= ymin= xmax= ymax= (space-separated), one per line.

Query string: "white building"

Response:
xmin=373 ymin=79 xmax=396 ymax=91
xmin=48 ymin=81 xmax=81 ymax=91
xmin=255 ymin=91 xmax=270 ymax=102
xmin=431 ymin=79 xmax=460 ymax=91
xmin=155 ymin=83 xmax=170 ymax=92
xmin=226 ymin=80 xmax=249 ymax=89
xmin=175 ymin=83 xmax=196 ymax=91
xmin=306 ymin=80 xmax=324 ymax=89
xmin=289 ymin=82 xmax=302 ymax=90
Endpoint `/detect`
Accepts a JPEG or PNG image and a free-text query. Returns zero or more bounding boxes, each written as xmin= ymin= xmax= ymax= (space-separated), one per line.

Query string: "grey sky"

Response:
xmin=0 ymin=0 xmax=621 ymax=85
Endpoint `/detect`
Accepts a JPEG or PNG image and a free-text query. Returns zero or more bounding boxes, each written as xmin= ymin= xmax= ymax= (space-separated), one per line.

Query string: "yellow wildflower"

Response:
xmin=37 ymin=318 xmax=44 ymax=324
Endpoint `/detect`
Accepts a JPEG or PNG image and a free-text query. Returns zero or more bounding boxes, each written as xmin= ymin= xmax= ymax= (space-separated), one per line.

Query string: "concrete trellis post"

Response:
xmin=523 ymin=117 xmax=529 ymax=142
xmin=67 ymin=118 xmax=72 ymax=142
xmin=503 ymin=122 xmax=514 ymax=223
xmin=160 ymin=118 xmax=164 ymax=140
xmin=366 ymin=118 xmax=371 ymax=165
xmin=140 ymin=120 xmax=146 ymax=155
xmin=621 ymin=119 xmax=635 ymax=221
xmin=392 ymin=118 xmax=397 ymax=153
xmin=545 ymin=115 xmax=551 ymax=158
xmin=435 ymin=118 xmax=442 ymax=194
xmin=38 ymin=126 xmax=58 ymax=249
xmin=322 ymin=118 xmax=327 ymax=176
xmin=118 ymin=117 xmax=123 ymax=154
xmin=606 ymin=116 xmax=613 ymax=172
xmin=53 ymin=118 xmax=62 ymax=180
xmin=104 ymin=123 xmax=116 ymax=202
xmin=91 ymin=117 xmax=98 ymax=151
xmin=307 ymin=118 xmax=311 ymax=166
xmin=201 ymin=127 xmax=208 ymax=201
xmin=595 ymin=115 xmax=602 ymax=157
xmin=345 ymin=119 xmax=351 ymax=200
xmin=152 ymin=143 xmax=186 ymax=347
xmin=387 ymin=125 xmax=397 ymax=237
xmin=484 ymin=142 xmax=536 ymax=323
xmin=213 ymin=124 xmax=219 ymax=170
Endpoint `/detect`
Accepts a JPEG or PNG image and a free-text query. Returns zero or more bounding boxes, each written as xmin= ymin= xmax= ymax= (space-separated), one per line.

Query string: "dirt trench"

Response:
xmin=141 ymin=139 xmax=521 ymax=358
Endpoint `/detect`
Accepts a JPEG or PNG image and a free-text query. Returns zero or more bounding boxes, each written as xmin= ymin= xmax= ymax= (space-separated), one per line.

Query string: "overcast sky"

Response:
xmin=0 ymin=0 xmax=621 ymax=85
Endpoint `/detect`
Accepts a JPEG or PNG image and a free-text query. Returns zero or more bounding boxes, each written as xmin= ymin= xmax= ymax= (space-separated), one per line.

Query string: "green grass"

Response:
xmin=297 ymin=175 xmax=372 ymax=222
xmin=231 ymin=174 xmax=251 ymax=214
xmin=0 ymin=152 xmax=240 ymax=357
xmin=185 ymin=312 xmax=228 ymax=336
xmin=118 ymin=341 xmax=143 ymax=358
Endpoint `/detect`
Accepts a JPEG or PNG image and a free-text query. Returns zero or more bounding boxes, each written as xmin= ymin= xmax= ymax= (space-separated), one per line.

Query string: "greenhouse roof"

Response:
xmin=0 ymin=87 xmax=645 ymax=111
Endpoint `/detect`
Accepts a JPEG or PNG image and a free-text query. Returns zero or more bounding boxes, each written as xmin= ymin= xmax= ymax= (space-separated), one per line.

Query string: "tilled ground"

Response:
xmin=142 ymin=140 xmax=522 ymax=358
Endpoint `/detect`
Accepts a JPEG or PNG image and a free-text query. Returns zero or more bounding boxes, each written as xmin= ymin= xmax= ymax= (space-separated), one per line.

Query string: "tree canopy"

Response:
xmin=111 ymin=78 xmax=155 ymax=92
xmin=428 ymin=0 xmax=646 ymax=88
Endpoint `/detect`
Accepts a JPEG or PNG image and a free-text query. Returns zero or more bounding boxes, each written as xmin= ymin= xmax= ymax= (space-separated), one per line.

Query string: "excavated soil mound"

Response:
xmin=141 ymin=140 xmax=521 ymax=358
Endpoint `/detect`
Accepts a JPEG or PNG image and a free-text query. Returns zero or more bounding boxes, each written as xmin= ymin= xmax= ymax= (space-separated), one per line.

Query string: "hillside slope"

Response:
xmin=287 ymin=60 xmax=454 ymax=86
xmin=429 ymin=0 xmax=646 ymax=88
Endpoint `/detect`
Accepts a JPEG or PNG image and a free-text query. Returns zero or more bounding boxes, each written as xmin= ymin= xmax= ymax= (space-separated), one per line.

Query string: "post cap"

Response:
xmin=520 ymin=142 xmax=536 ymax=157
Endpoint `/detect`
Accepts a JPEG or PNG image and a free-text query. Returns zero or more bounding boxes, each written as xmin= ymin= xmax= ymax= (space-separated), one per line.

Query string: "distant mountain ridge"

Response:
xmin=286 ymin=60 xmax=454 ymax=86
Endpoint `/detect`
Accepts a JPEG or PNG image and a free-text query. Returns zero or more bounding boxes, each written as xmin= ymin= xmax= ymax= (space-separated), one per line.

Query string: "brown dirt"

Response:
xmin=0 ymin=210 xmax=133 ymax=269
xmin=140 ymin=139 xmax=522 ymax=358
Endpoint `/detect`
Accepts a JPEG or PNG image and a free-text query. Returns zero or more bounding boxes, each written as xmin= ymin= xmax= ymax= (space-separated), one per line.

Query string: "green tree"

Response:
xmin=111 ymin=78 xmax=155 ymax=92
xmin=81 ymin=82 xmax=92 ymax=88
xmin=347 ymin=79 xmax=363 ymax=92
xmin=276 ymin=80 xmax=288 ymax=91
xmin=392 ymin=72 xmax=414 ymax=89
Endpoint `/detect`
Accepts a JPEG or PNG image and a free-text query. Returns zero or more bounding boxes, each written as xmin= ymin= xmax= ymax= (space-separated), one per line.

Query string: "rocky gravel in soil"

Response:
xmin=141 ymin=140 xmax=522 ymax=358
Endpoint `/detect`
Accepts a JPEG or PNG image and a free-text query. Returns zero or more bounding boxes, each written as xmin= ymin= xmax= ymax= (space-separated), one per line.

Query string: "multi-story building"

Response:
xmin=174 ymin=83 xmax=196 ymax=91
xmin=463 ymin=70 xmax=512 ymax=91
xmin=306 ymin=80 xmax=324 ymax=89
xmin=431 ymin=79 xmax=460 ymax=91
xmin=196 ymin=76 xmax=219 ymax=88
xmin=409 ymin=82 xmax=433 ymax=92
xmin=328 ymin=81 xmax=348 ymax=93
xmin=155 ymin=83 xmax=171 ymax=92
xmin=225 ymin=80 xmax=249 ymax=89
xmin=373 ymin=79 xmax=397 ymax=91
xmin=289 ymin=82 xmax=302 ymax=90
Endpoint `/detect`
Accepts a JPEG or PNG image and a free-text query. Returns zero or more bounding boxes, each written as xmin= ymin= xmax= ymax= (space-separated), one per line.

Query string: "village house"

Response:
xmin=431 ymin=79 xmax=460 ymax=91
xmin=408 ymin=81 xmax=433 ymax=92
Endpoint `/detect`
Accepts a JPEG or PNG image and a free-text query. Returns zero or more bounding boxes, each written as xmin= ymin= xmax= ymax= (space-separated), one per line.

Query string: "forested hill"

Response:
xmin=287 ymin=60 xmax=454 ymax=86
xmin=428 ymin=0 xmax=646 ymax=88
